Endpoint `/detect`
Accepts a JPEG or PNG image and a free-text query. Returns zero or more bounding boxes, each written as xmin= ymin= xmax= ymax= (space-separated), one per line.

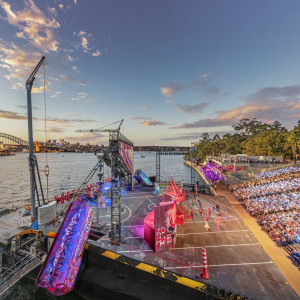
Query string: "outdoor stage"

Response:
xmin=88 ymin=184 xmax=299 ymax=300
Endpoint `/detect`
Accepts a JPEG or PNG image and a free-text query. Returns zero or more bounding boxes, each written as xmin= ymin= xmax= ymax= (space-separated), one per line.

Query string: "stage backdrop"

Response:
xmin=118 ymin=141 xmax=134 ymax=174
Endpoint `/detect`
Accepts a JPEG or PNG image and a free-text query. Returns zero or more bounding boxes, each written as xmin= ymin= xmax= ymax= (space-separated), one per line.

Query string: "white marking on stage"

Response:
xmin=121 ymin=204 xmax=132 ymax=223
xmin=185 ymin=218 xmax=239 ymax=224
xmin=172 ymin=243 xmax=260 ymax=250
xmin=123 ymin=236 xmax=143 ymax=239
xmin=117 ymin=250 xmax=153 ymax=253
xmin=197 ymin=195 xmax=236 ymax=212
xmin=122 ymin=196 xmax=157 ymax=200
xmin=146 ymin=196 xmax=156 ymax=206
xmin=177 ymin=229 xmax=250 ymax=236
xmin=165 ymin=261 xmax=274 ymax=269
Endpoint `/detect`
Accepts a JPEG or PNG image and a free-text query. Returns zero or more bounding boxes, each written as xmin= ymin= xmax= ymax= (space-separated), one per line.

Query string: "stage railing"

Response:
xmin=88 ymin=233 xmax=203 ymax=279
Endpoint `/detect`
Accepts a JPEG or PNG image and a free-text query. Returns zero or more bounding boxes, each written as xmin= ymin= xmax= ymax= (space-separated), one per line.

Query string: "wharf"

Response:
xmin=0 ymin=208 xmax=31 ymax=246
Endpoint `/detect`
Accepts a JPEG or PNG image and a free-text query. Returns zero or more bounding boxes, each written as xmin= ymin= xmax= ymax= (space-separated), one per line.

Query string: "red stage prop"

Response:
xmin=144 ymin=211 xmax=155 ymax=251
xmin=144 ymin=179 xmax=186 ymax=252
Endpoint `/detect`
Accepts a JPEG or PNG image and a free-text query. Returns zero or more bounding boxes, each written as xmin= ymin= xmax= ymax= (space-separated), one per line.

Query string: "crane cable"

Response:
xmin=43 ymin=61 xmax=49 ymax=204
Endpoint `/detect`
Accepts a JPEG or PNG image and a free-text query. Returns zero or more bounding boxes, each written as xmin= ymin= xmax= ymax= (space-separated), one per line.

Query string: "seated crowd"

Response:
xmin=229 ymin=166 xmax=300 ymax=249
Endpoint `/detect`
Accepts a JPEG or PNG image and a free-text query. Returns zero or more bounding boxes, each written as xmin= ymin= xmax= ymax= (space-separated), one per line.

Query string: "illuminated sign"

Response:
xmin=118 ymin=141 xmax=134 ymax=174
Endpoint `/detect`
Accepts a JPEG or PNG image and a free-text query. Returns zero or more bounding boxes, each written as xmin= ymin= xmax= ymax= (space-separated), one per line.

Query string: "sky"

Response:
xmin=0 ymin=0 xmax=300 ymax=146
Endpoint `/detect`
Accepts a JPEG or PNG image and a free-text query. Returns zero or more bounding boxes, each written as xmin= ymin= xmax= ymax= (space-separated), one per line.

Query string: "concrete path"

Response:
xmin=215 ymin=182 xmax=300 ymax=298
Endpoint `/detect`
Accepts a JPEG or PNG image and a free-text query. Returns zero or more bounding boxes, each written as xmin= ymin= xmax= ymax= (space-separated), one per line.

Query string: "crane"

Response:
xmin=76 ymin=119 xmax=124 ymax=136
xmin=26 ymin=56 xmax=45 ymax=221
xmin=75 ymin=119 xmax=133 ymax=242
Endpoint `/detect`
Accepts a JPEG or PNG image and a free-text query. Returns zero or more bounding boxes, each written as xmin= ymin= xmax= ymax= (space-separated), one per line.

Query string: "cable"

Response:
xmin=95 ymin=119 xmax=123 ymax=131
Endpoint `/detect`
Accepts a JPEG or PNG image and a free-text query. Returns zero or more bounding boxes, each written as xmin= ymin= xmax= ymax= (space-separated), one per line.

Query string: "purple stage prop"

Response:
xmin=36 ymin=200 xmax=93 ymax=295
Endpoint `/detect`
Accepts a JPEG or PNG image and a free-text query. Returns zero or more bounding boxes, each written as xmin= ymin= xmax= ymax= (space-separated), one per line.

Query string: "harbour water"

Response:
xmin=0 ymin=151 xmax=203 ymax=299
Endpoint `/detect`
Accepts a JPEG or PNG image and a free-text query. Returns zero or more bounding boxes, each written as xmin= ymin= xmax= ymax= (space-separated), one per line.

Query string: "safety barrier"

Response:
xmin=89 ymin=233 xmax=202 ymax=278
xmin=86 ymin=235 xmax=249 ymax=300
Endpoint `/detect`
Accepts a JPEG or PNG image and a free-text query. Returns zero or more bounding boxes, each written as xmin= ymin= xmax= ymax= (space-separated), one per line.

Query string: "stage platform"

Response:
xmin=88 ymin=184 xmax=299 ymax=300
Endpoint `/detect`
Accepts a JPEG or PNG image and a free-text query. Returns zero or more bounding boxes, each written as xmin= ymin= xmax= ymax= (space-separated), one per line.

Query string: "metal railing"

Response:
xmin=0 ymin=254 xmax=42 ymax=297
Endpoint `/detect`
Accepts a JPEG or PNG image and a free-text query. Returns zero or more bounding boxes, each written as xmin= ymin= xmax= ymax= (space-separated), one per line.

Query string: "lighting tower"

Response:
xmin=76 ymin=119 xmax=133 ymax=242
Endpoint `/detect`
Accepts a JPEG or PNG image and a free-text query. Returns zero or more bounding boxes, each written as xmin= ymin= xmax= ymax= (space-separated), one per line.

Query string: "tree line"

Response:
xmin=187 ymin=118 xmax=300 ymax=163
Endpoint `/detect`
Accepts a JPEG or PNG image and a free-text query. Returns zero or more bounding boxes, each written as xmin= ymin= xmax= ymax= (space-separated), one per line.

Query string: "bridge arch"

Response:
xmin=0 ymin=133 xmax=28 ymax=146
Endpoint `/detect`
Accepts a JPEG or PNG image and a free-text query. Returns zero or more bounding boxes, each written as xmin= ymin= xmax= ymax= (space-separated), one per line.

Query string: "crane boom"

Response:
xmin=26 ymin=56 xmax=45 ymax=86
xmin=26 ymin=56 xmax=46 ymax=221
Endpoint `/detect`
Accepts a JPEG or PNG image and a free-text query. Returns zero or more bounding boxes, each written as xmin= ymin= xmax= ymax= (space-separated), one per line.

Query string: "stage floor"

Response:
xmin=88 ymin=184 xmax=299 ymax=300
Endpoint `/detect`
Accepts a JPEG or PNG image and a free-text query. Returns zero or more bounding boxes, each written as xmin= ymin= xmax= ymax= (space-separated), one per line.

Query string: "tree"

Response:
xmin=283 ymin=130 xmax=300 ymax=164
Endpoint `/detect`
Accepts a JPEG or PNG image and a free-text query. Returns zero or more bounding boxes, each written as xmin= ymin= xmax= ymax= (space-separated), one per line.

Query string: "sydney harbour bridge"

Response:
xmin=0 ymin=133 xmax=60 ymax=152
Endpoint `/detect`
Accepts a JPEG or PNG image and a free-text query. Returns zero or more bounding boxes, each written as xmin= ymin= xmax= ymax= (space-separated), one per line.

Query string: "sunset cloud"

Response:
xmin=66 ymin=132 xmax=106 ymax=144
xmin=0 ymin=41 xmax=42 ymax=81
xmin=174 ymin=103 xmax=208 ymax=115
xmin=0 ymin=108 xmax=96 ymax=124
xmin=161 ymin=82 xmax=183 ymax=97
xmin=0 ymin=0 xmax=60 ymax=52
xmin=140 ymin=120 xmax=166 ymax=126
xmin=130 ymin=116 xmax=152 ymax=120
xmin=170 ymin=85 xmax=300 ymax=129
xmin=60 ymin=74 xmax=86 ymax=85
xmin=161 ymin=131 xmax=232 ymax=141
xmin=91 ymin=50 xmax=101 ymax=57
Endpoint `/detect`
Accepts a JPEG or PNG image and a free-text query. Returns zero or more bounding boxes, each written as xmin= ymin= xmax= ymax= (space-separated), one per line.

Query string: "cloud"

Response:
xmin=165 ymin=99 xmax=174 ymax=104
xmin=71 ymin=92 xmax=88 ymax=101
xmin=17 ymin=105 xmax=40 ymax=110
xmin=50 ymin=91 xmax=61 ymax=98
xmin=35 ymin=126 xmax=64 ymax=133
xmin=47 ymin=117 xmax=96 ymax=124
xmin=66 ymin=55 xmax=74 ymax=61
xmin=65 ymin=112 xmax=79 ymax=116
xmin=161 ymin=131 xmax=233 ymax=141
xmin=140 ymin=105 xmax=150 ymax=110
xmin=0 ymin=109 xmax=97 ymax=124
xmin=0 ymin=109 xmax=28 ymax=120
xmin=0 ymin=40 xmax=43 ymax=82
xmin=0 ymin=0 xmax=60 ymax=52
xmin=91 ymin=50 xmax=101 ymax=57
xmin=140 ymin=120 xmax=166 ymax=126
xmin=246 ymin=85 xmax=300 ymax=102
xmin=60 ymin=74 xmax=86 ymax=85
xmin=170 ymin=84 xmax=300 ymax=129
xmin=174 ymin=103 xmax=208 ymax=115
xmin=161 ymin=82 xmax=183 ymax=97
xmin=170 ymin=118 xmax=233 ymax=129
xmin=65 ymin=132 xmax=106 ymax=143
xmin=130 ymin=116 xmax=152 ymax=120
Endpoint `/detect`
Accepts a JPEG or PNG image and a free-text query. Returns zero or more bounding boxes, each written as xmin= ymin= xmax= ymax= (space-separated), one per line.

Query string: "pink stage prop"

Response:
xmin=36 ymin=200 xmax=93 ymax=295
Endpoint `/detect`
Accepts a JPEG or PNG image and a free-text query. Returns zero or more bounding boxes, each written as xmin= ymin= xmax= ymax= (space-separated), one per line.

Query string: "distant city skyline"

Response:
xmin=0 ymin=0 xmax=300 ymax=146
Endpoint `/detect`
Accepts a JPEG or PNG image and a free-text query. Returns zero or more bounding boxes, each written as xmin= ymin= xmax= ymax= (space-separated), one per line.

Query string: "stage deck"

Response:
xmin=88 ymin=184 xmax=299 ymax=300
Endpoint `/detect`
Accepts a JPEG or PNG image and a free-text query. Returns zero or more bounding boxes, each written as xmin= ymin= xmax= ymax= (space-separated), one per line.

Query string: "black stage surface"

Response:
xmin=88 ymin=184 xmax=299 ymax=300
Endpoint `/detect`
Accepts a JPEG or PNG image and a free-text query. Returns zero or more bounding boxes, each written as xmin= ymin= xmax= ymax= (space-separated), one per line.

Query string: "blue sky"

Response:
xmin=0 ymin=0 xmax=299 ymax=146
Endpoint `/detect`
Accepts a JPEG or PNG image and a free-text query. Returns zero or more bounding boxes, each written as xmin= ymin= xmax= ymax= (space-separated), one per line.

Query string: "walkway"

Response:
xmin=215 ymin=182 xmax=300 ymax=298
